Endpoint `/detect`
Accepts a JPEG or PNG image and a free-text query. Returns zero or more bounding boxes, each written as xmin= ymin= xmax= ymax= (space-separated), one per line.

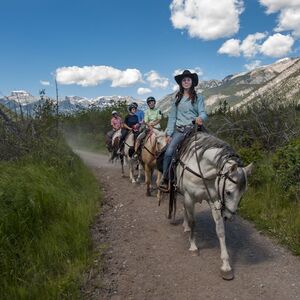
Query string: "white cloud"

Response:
xmin=56 ymin=65 xmax=142 ymax=87
xmin=145 ymin=71 xmax=169 ymax=89
xmin=244 ymin=60 xmax=262 ymax=71
xmin=219 ymin=32 xmax=292 ymax=58
xmin=40 ymin=80 xmax=50 ymax=86
xmin=240 ymin=32 xmax=267 ymax=57
xmin=276 ymin=7 xmax=300 ymax=36
xmin=259 ymin=0 xmax=300 ymax=37
xmin=173 ymin=67 xmax=203 ymax=76
xmin=170 ymin=0 xmax=244 ymax=40
xmin=259 ymin=0 xmax=300 ymax=13
xmin=218 ymin=39 xmax=241 ymax=56
xmin=137 ymin=87 xmax=152 ymax=95
xmin=260 ymin=33 xmax=294 ymax=57
xmin=218 ymin=33 xmax=266 ymax=57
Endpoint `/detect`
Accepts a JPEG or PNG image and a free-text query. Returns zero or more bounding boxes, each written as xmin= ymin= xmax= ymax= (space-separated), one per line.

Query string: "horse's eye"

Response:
xmin=226 ymin=191 xmax=231 ymax=196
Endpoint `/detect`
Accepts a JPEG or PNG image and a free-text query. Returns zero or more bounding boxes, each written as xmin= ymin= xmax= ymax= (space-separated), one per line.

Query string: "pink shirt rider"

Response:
xmin=111 ymin=116 xmax=122 ymax=131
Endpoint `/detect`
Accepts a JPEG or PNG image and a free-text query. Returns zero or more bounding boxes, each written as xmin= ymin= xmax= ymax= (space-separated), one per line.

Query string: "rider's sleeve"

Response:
xmin=124 ymin=115 xmax=129 ymax=126
xmin=157 ymin=110 xmax=162 ymax=120
xmin=144 ymin=110 xmax=149 ymax=123
xmin=166 ymin=102 xmax=176 ymax=137
xmin=197 ymin=95 xmax=208 ymax=122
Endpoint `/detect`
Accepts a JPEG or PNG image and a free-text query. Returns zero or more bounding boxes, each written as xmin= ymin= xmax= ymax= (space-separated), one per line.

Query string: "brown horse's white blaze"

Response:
xmin=140 ymin=129 xmax=166 ymax=203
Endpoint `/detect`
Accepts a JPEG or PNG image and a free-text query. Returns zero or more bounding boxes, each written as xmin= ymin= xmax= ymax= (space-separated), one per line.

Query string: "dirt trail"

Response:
xmin=77 ymin=150 xmax=300 ymax=300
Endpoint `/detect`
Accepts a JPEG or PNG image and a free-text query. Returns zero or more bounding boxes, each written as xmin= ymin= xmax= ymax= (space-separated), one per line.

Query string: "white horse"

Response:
xmin=169 ymin=131 xmax=253 ymax=280
xmin=123 ymin=131 xmax=142 ymax=183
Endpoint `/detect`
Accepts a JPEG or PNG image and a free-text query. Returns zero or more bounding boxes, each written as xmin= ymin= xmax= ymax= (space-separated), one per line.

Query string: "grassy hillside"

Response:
xmin=207 ymin=99 xmax=300 ymax=254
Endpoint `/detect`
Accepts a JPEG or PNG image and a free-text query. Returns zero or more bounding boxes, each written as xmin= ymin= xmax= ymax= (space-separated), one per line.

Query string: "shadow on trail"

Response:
xmin=189 ymin=209 xmax=273 ymax=267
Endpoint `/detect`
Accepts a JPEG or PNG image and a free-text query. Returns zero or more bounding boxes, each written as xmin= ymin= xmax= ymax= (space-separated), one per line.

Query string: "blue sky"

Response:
xmin=1 ymin=0 xmax=300 ymax=100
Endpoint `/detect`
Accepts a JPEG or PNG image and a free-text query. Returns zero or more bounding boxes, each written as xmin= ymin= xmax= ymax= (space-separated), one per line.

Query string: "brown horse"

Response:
xmin=140 ymin=128 xmax=166 ymax=203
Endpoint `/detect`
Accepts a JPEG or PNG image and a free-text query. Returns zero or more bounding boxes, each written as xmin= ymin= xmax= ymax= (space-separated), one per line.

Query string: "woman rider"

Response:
xmin=159 ymin=70 xmax=207 ymax=191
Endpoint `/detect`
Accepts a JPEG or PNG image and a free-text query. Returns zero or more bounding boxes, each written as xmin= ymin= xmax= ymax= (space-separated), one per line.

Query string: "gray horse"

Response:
xmin=170 ymin=132 xmax=253 ymax=280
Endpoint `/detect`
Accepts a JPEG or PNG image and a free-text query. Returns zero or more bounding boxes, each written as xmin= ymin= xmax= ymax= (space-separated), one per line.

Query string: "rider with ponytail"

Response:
xmin=159 ymin=70 xmax=207 ymax=191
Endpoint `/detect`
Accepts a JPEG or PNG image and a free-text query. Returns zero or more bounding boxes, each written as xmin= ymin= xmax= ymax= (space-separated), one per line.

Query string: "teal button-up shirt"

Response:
xmin=166 ymin=95 xmax=207 ymax=136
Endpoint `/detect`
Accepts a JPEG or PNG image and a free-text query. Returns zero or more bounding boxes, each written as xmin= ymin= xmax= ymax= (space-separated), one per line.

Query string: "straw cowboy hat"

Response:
xmin=174 ymin=70 xmax=199 ymax=86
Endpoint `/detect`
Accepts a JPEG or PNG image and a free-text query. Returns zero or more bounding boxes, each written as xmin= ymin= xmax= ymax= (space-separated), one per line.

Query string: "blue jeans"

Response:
xmin=163 ymin=130 xmax=185 ymax=179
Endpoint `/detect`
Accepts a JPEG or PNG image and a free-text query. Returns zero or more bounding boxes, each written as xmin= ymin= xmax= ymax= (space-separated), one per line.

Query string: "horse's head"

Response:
xmin=215 ymin=161 xmax=253 ymax=220
xmin=153 ymin=130 xmax=167 ymax=152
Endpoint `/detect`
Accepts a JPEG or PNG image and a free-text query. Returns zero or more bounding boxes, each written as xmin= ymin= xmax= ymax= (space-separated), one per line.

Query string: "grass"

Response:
xmin=0 ymin=145 xmax=101 ymax=299
xmin=239 ymin=157 xmax=300 ymax=255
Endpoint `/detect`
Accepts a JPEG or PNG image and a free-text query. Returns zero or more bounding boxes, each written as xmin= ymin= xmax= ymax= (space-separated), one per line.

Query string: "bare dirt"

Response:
xmin=77 ymin=150 xmax=300 ymax=300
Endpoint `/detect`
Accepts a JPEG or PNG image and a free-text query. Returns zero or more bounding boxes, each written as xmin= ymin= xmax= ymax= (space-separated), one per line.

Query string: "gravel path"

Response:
xmin=77 ymin=149 xmax=300 ymax=300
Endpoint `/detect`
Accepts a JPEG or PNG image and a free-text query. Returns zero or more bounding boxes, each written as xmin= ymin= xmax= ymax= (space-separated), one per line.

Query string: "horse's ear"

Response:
xmin=230 ymin=164 xmax=238 ymax=173
xmin=244 ymin=162 xmax=254 ymax=177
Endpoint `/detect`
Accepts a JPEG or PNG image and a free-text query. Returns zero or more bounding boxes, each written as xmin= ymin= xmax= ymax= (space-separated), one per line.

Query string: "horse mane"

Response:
xmin=180 ymin=132 xmax=243 ymax=170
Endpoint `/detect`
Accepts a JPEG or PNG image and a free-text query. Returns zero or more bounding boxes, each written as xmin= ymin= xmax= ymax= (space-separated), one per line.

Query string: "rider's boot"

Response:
xmin=158 ymin=177 xmax=169 ymax=192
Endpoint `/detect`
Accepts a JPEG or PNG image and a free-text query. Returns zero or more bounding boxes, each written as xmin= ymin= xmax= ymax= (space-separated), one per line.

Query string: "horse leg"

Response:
xmin=182 ymin=207 xmax=191 ymax=232
xmin=156 ymin=171 xmax=162 ymax=205
xmin=184 ymin=193 xmax=197 ymax=254
xmin=209 ymin=203 xmax=234 ymax=280
xmin=136 ymin=161 xmax=143 ymax=183
xmin=129 ymin=159 xmax=136 ymax=183
xmin=145 ymin=164 xmax=151 ymax=196
xmin=120 ymin=155 xmax=125 ymax=177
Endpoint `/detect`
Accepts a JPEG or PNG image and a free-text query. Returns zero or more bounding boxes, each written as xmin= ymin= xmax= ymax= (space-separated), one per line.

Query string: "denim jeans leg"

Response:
xmin=163 ymin=131 xmax=185 ymax=179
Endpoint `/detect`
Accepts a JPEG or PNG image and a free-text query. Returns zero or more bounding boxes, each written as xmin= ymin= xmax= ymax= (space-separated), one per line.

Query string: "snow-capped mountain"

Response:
xmin=0 ymin=93 xmax=146 ymax=115
xmin=157 ymin=57 xmax=300 ymax=114
xmin=6 ymin=90 xmax=37 ymax=105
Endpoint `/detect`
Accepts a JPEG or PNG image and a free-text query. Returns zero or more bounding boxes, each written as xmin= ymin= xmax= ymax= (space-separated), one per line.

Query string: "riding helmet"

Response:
xmin=146 ymin=96 xmax=156 ymax=104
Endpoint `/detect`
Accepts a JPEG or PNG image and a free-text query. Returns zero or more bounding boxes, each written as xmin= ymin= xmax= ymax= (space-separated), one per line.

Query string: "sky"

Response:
xmin=1 ymin=0 xmax=300 ymax=101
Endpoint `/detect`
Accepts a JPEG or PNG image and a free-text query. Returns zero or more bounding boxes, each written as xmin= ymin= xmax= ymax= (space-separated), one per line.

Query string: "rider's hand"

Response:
xmin=165 ymin=136 xmax=172 ymax=144
xmin=195 ymin=117 xmax=203 ymax=126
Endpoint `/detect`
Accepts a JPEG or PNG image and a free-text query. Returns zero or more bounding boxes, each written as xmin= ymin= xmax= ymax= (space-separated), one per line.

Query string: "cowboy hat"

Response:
xmin=174 ymin=70 xmax=198 ymax=86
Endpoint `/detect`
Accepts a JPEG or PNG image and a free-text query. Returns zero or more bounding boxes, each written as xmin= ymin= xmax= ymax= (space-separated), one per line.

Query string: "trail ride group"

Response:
xmin=105 ymin=70 xmax=253 ymax=280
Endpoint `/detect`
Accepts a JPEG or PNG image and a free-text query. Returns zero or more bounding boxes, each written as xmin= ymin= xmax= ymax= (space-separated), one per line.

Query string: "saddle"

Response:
xmin=157 ymin=125 xmax=207 ymax=190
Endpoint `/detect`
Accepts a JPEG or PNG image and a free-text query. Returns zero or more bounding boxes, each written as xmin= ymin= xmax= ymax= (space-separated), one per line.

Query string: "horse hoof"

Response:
xmin=146 ymin=191 xmax=151 ymax=197
xmin=220 ymin=269 xmax=234 ymax=281
xmin=189 ymin=249 xmax=199 ymax=256
xmin=170 ymin=219 xmax=177 ymax=225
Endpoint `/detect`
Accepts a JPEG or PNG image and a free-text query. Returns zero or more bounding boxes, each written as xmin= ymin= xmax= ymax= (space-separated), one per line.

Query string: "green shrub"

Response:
xmin=272 ymin=137 xmax=300 ymax=202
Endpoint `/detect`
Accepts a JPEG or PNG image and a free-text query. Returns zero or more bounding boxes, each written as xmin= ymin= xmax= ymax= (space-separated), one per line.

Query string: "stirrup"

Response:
xmin=158 ymin=180 xmax=170 ymax=193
